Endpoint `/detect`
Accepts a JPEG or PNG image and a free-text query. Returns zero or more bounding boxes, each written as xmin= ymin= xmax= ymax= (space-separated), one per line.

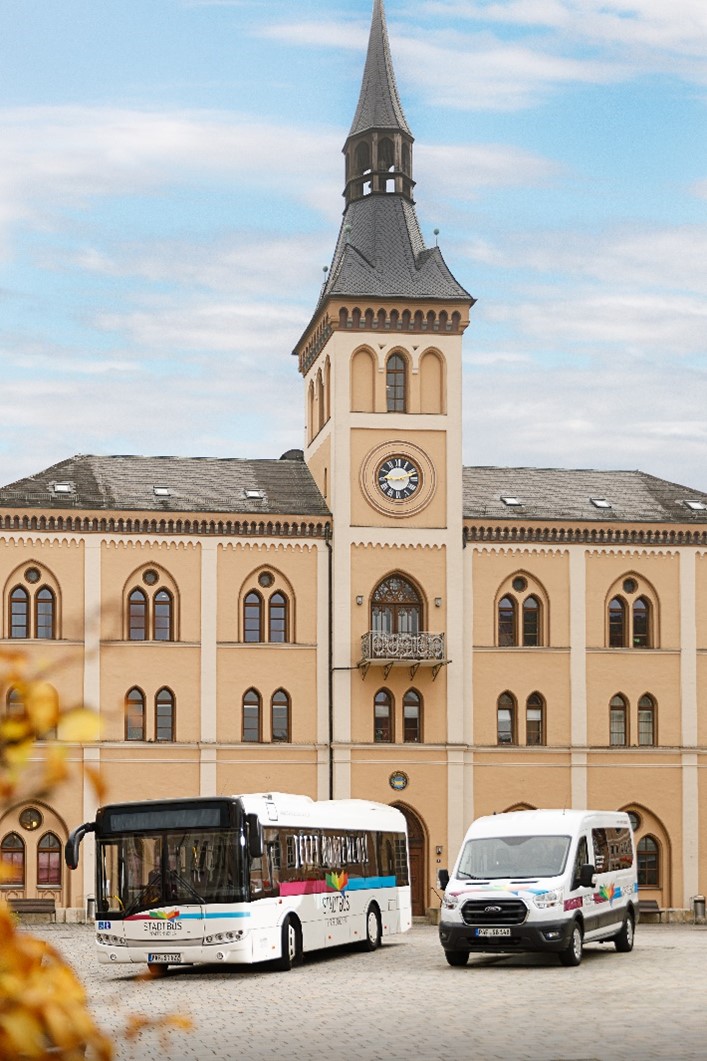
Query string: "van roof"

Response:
xmin=467 ymin=809 xmax=630 ymax=838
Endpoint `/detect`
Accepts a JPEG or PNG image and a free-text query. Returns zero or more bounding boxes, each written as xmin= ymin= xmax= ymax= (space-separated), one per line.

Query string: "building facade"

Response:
xmin=2 ymin=0 xmax=707 ymax=919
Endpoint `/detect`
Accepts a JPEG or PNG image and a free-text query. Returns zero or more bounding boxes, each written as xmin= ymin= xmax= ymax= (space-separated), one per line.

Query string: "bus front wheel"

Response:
xmin=360 ymin=903 xmax=382 ymax=951
xmin=274 ymin=916 xmax=302 ymax=971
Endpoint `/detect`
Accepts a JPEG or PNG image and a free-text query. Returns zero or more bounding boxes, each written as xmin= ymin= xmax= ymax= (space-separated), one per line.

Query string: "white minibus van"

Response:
xmin=438 ymin=809 xmax=638 ymax=967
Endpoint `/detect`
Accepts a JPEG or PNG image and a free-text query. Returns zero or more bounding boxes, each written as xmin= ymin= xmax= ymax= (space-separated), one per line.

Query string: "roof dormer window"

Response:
xmin=501 ymin=496 xmax=522 ymax=507
xmin=590 ymin=498 xmax=612 ymax=509
xmin=52 ymin=483 xmax=73 ymax=495
xmin=244 ymin=489 xmax=264 ymax=500
xmin=684 ymin=499 xmax=706 ymax=511
xmin=153 ymin=486 xmax=171 ymax=497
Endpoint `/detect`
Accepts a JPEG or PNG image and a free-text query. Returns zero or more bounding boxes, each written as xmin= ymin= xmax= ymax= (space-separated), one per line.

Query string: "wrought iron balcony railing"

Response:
xmin=359 ymin=631 xmax=448 ymax=679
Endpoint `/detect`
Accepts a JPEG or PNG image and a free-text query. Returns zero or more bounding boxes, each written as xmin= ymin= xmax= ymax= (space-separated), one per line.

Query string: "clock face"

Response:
xmin=377 ymin=456 xmax=420 ymax=500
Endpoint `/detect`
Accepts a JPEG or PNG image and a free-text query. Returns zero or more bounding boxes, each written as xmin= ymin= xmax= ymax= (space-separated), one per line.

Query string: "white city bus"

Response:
xmin=66 ymin=792 xmax=411 ymax=973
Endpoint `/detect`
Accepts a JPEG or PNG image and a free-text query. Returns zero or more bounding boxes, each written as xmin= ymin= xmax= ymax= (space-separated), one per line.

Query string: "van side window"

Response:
xmin=592 ymin=827 xmax=633 ymax=872
xmin=573 ymin=836 xmax=589 ymax=886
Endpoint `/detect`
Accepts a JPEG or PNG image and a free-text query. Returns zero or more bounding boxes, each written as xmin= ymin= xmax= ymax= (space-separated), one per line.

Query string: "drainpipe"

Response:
xmin=325 ymin=523 xmax=334 ymax=799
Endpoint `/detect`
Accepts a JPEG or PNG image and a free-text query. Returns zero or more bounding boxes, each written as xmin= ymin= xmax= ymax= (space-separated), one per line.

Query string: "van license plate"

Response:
xmin=148 ymin=953 xmax=181 ymax=963
xmin=475 ymin=928 xmax=511 ymax=937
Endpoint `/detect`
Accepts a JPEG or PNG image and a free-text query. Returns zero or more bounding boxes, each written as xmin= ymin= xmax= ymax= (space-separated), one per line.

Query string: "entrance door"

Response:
xmin=394 ymin=805 xmax=426 ymax=917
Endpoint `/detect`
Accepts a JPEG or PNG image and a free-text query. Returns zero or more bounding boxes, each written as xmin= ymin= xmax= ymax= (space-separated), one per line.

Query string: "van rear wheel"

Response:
xmin=444 ymin=950 xmax=469 ymax=967
xmin=614 ymin=911 xmax=635 ymax=952
xmin=559 ymin=922 xmax=583 ymax=967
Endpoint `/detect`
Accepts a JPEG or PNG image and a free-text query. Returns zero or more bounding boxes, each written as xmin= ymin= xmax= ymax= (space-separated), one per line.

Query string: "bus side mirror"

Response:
xmin=65 ymin=821 xmax=95 ymax=870
xmin=438 ymin=869 xmax=450 ymax=890
xmin=579 ymin=863 xmax=595 ymax=888
xmin=246 ymin=814 xmax=263 ymax=859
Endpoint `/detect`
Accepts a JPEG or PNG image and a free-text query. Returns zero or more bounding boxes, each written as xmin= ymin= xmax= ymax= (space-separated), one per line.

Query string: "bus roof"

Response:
xmin=239 ymin=792 xmax=407 ymax=833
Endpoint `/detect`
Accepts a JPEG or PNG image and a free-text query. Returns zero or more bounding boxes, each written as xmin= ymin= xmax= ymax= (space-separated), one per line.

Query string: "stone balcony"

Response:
xmin=359 ymin=631 xmax=448 ymax=680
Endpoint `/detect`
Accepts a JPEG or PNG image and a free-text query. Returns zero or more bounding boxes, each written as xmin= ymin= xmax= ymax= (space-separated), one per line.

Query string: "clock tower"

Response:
xmin=294 ymin=0 xmax=474 ymax=893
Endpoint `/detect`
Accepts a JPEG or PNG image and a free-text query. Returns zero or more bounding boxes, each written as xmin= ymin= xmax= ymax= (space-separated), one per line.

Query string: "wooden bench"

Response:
xmin=6 ymin=897 xmax=57 ymax=919
xmin=638 ymin=899 xmax=663 ymax=922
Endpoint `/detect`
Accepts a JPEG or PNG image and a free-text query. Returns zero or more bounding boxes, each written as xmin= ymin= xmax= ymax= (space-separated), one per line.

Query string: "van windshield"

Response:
xmin=456 ymin=834 xmax=571 ymax=880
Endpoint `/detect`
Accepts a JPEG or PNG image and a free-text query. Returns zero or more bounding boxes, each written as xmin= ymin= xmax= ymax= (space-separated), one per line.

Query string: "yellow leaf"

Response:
xmin=41 ymin=747 xmax=69 ymax=788
xmin=85 ymin=763 xmax=108 ymax=804
xmin=59 ymin=708 xmax=101 ymax=743
xmin=25 ymin=681 xmax=60 ymax=735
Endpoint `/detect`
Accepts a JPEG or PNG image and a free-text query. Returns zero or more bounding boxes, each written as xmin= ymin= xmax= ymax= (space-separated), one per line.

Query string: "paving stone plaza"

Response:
xmin=29 ymin=921 xmax=707 ymax=1060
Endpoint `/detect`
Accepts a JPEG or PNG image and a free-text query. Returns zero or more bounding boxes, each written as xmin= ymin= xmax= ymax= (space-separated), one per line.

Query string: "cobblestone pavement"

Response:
xmin=26 ymin=921 xmax=707 ymax=1061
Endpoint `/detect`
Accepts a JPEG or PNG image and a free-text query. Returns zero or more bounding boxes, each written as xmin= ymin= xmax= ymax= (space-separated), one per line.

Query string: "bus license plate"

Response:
xmin=475 ymin=928 xmax=511 ymax=937
xmin=148 ymin=953 xmax=182 ymax=963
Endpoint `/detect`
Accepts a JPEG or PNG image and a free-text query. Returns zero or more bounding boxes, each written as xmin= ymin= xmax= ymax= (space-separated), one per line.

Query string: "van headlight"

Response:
xmin=442 ymin=893 xmax=460 ymax=910
xmin=533 ymin=890 xmax=562 ymax=909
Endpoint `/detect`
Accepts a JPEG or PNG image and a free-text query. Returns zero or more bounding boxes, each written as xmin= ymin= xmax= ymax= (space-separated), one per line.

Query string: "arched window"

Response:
xmin=37 ymin=832 xmax=62 ymax=887
xmin=243 ymin=591 xmax=263 ymax=643
xmin=403 ymin=689 xmax=422 ymax=743
xmin=34 ymin=587 xmax=56 ymax=640
xmin=498 ymin=596 xmax=516 ymax=646
xmin=271 ymin=689 xmax=290 ymax=743
xmin=497 ymin=692 xmax=516 ymax=745
xmin=637 ymin=835 xmax=660 ymax=887
xmin=371 ymin=576 xmax=421 ymax=635
xmin=125 ymin=687 xmax=145 ymax=741
xmin=153 ymin=590 xmax=173 ymax=642
xmin=633 ymin=597 xmax=651 ymax=647
xmin=522 ymin=596 xmax=541 ymax=647
xmin=9 ymin=586 xmax=29 ymax=638
xmin=242 ymin=688 xmax=261 ymax=742
xmin=1 ymin=832 xmax=25 ymax=885
xmin=269 ymin=593 xmax=288 ymax=643
xmin=526 ymin=692 xmax=545 ymax=746
xmin=128 ymin=589 xmax=147 ymax=641
xmin=610 ymin=694 xmax=628 ymax=746
xmin=386 ymin=353 xmax=407 ymax=412
xmin=6 ymin=686 xmax=24 ymax=719
xmin=374 ymin=689 xmax=393 ymax=742
xmin=638 ymin=694 xmax=656 ymax=746
xmin=155 ymin=687 xmax=175 ymax=742
xmin=608 ymin=597 xmax=627 ymax=647
xmin=354 ymin=140 xmax=370 ymax=175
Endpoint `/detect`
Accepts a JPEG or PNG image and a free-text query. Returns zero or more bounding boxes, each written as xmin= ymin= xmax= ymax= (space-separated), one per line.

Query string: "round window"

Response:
xmin=512 ymin=576 xmax=527 ymax=592
xmin=623 ymin=578 xmax=638 ymax=594
xmin=19 ymin=807 xmax=43 ymax=831
xmin=24 ymin=567 xmax=41 ymax=584
xmin=628 ymin=811 xmax=641 ymax=832
xmin=258 ymin=572 xmax=274 ymax=588
xmin=143 ymin=569 xmax=159 ymax=586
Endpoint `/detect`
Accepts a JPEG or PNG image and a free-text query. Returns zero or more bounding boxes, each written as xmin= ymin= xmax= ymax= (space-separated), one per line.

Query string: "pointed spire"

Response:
xmin=349 ymin=0 xmax=411 ymax=138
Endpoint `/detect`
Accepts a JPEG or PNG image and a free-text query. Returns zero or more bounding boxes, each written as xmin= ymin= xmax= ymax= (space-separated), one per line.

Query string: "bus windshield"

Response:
xmin=456 ymin=834 xmax=571 ymax=880
xmin=97 ymin=829 xmax=245 ymax=917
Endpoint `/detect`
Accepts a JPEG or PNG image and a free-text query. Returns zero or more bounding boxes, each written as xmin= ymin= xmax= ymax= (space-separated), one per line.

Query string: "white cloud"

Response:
xmin=416 ymin=143 xmax=562 ymax=196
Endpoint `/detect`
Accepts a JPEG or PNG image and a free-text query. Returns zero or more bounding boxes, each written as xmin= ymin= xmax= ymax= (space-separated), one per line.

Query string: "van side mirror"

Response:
xmin=246 ymin=813 xmax=263 ymax=859
xmin=438 ymin=869 xmax=450 ymax=890
xmin=578 ymin=863 xmax=595 ymax=888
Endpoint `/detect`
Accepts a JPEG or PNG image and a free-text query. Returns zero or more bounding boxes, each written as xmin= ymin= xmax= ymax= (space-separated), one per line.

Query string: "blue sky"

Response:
xmin=1 ymin=0 xmax=706 ymax=492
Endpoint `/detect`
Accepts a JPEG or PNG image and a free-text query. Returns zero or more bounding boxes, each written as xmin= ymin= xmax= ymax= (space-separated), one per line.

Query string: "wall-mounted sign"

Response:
xmin=389 ymin=771 xmax=409 ymax=792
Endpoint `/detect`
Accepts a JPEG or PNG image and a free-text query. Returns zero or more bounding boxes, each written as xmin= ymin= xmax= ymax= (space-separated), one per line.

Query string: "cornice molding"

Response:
xmin=464 ymin=524 xmax=707 ymax=547
xmin=0 ymin=514 xmax=331 ymax=540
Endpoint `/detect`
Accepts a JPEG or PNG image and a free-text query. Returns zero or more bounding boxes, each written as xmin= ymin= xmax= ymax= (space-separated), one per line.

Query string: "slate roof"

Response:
xmin=0 ymin=454 xmax=330 ymax=517
xmin=463 ymin=466 xmax=707 ymax=524
xmin=319 ymin=195 xmax=472 ymax=303
xmin=349 ymin=0 xmax=411 ymax=138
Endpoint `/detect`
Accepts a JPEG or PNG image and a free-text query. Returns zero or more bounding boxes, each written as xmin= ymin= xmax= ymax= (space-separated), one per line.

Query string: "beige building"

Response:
xmin=1 ymin=0 xmax=706 ymax=920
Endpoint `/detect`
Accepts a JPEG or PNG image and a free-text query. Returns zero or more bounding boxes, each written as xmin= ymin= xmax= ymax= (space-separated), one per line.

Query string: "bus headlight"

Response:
xmin=533 ymin=890 xmax=562 ymax=909
xmin=204 ymin=930 xmax=245 ymax=945
xmin=97 ymin=933 xmax=128 ymax=946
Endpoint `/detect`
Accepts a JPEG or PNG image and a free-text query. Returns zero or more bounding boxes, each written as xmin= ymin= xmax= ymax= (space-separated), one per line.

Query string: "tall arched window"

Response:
xmin=638 ymin=694 xmax=656 ymax=746
xmin=271 ymin=689 xmax=290 ymax=743
xmin=128 ymin=589 xmax=147 ymax=641
xmin=37 ymin=832 xmax=62 ymax=887
xmin=497 ymin=692 xmax=516 ymax=745
xmin=155 ymin=687 xmax=175 ymax=742
xmin=269 ymin=593 xmax=288 ymax=643
xmin=637 ymin=835 xmax=660 ymax=887
xmin=35 ymin=587 xmax=56 ymax=640
xmin=633 ymin=597 xmax=651 ymax=647
xmin=610 ymin=694 xmax=628 ymax=746
xmin=498 ymin=596 xmax=516 ymax=646
xmin=608 ymin=597 xmax=627 ymax=647
xmin=242 ymin=688 xmax=261 ymax=742
xmin=386 ymin=353 xmax=406 ymax=412
xmin=153 ymin=590 xmax=173 ymax=642
xmin=526 ymin=692 xmax=545 ymax=746
xmin=9 ymin=586 xmax=29 ymax=638
xmin=374 ymin=689 xmax=393 ymax=742
xmin=1 ymin=832 xmax=25 ymax=885
xmin=125 ymin=687 xmax=145 ymax=741
xmin=403 ymin=689 xmax=422 ymax=743
xmin=522 ymin=596 xmax=541 ymax=646
xmin=6 ymin=686 xmax=24 ymax=719
xmin=243 ymin=592 xmax=263 ymax=643
xmin=371 ymin=576 xmax=421 ymax=635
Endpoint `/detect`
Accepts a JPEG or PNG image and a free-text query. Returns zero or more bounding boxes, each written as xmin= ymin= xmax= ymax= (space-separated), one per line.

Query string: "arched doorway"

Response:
xmin=393 ymin=804 xmax=427 ymax=917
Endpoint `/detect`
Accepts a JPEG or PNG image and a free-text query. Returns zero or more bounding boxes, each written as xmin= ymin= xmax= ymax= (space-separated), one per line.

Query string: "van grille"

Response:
xmin=460 ymin=899 xmax=528 ymax=926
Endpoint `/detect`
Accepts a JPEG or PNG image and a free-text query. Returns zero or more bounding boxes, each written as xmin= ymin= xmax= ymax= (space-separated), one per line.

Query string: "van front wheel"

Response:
xmin=444 ymin=949 xmax=469 ymax=967
xmin=614 ymin=911 xmax=635 ymax=953
xmin=559 ymin=922 xmax=583 ymax=967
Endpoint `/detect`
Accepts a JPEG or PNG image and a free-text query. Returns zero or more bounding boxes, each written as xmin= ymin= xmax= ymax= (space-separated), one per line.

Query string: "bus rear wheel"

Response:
xmin=274 ymin=916 xmax=302 ymax=971
xmin=360 ymin=903 xmax=382 ymax=951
